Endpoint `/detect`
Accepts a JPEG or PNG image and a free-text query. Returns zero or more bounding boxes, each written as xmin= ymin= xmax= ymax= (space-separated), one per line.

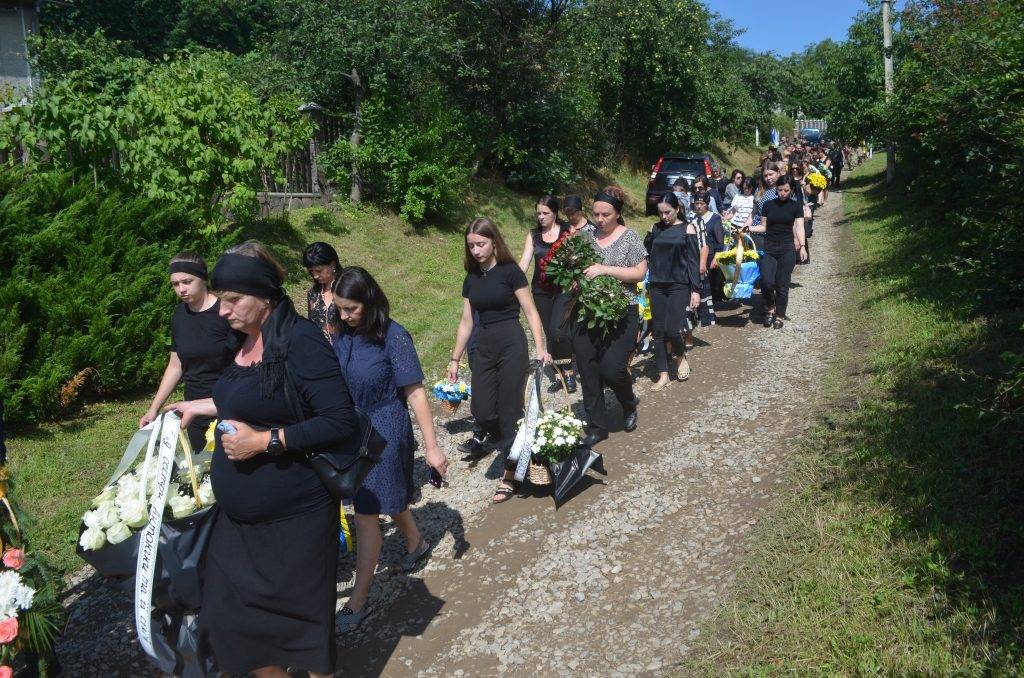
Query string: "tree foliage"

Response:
xmin=0 ymin=169 xmax=231 ymax=424
xmin=2 ymin=36 xmax=311 ymax=222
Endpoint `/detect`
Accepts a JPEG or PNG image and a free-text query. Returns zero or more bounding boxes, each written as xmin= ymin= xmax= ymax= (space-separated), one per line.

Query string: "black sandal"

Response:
xmin=492 ymin=480 xmax=515 ymax=504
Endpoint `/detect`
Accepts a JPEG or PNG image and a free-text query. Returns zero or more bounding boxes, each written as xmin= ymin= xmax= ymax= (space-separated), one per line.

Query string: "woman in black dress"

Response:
xmin=750 ymin=180 xmax=807 ymax=329
xmin=573 ymin=186 xmax=648 ymax=447
xmin=518 ymin=195 xmax=576 ymax=392
xmin=449 ymin=218 xmax=551 ymax=504
xmin=644 ymin=192 xmax=701 ymax=391
xmin=140 ymin=252 xmax=242 ymax=452
xmin=168 ymin=240 xmax=356 ymax=677
xmin=304 ymin=241 xmax=341 ymax=340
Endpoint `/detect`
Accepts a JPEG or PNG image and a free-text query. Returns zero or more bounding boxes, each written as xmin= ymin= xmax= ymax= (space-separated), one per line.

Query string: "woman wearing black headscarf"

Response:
xmin=140 ymin=252 xmax=243 ymax=452
xmin=572 ymin=186 xmax=648 ymax=447
xmin=166 ymin=240 xmax=356 ymax=678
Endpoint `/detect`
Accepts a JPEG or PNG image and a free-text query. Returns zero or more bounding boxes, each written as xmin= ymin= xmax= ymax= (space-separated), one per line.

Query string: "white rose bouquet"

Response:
xmin=530 ymin=410 xmax=586 ymax=464
xmin=79 ymin=451 xmax=216 ymax=552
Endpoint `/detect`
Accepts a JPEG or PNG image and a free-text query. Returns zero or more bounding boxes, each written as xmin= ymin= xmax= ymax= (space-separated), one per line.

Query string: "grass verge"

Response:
xmin=681 ymin=155 xmax=1024 ymax=674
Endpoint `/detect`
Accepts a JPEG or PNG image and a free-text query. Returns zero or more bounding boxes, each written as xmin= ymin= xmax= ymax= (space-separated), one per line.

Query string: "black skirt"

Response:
xmin=199 ymin=501 xmax=338 ymax=674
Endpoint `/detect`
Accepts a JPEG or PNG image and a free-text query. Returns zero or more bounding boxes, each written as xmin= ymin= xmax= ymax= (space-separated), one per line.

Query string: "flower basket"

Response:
xmin=717 ymin=232 xmax=761 ymax=300
xmin=530 ymin=409 xmax=585 ymax=468
xmin=77 ymin=415 xmax=217 ymax=612
xmin=431 ymin=380 xmax=471 ymax=415
xmin=528 ymin=460 xmax=552 ymax=485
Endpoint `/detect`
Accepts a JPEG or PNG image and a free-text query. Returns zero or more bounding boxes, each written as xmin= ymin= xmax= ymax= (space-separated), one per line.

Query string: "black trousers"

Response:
xmin=648 ymin=283 xmax=689 ymax=374
xmin=571 ymin=307 xmax=639 ymax=437
xmin=759 ymin=246 xmax=797 ymax=318
xmin=532 ymin=288 xmax=573 ymax=362
xmin=709 ymin=266 xmax=726 ymax=302
xmin=831 ymin=167 xmax=843 ymax=188
xmin=469 ymin=319 xmax=529 ymax=464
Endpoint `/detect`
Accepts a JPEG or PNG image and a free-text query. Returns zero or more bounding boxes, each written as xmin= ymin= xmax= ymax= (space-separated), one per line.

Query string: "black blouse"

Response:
xmin=306 ymin=283 xmax=340 ymax=339
xmin=170 ymin=300 xmax=244 ymax=401
xmin=211 ymin=319 xmax=356 ymax=523
xmin=761 ymin=198 xmax=803 ymax=250
xmin=462 ymin=262 xmax=528 ymax=326
xmin=644 ymin=222 xmax=702 ymax=293
xmin=530 ymin=224 xmax=568 ymax=291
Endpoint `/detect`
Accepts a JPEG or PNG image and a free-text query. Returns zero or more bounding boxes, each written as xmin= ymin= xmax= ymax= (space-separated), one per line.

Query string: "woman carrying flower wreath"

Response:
xmin=449 ymin=218 xmax=551 ymax=504
xmin=572 ymin=186 xmax=648 ymax=448
xmin=644 ymin=192 xmax=701 ymax=391
xmin=518 ymin=195 xmax=577 ymax=393
xmin=166 ymin=240 xmax=357 ymax=677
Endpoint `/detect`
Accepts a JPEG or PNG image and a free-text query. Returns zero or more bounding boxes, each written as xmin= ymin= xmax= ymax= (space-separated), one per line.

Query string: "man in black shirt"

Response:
xmin=829 ymin=142 xmax=845 ymax=189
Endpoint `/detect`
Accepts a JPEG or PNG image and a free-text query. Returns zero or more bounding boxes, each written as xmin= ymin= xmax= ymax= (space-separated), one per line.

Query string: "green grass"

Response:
xmin=682 ymin=156 xmax=1024 ymax=674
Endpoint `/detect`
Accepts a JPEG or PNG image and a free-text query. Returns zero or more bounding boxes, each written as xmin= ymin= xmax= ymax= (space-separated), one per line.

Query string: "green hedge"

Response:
xmin=0 ymin=169 xmax=229 ymax=424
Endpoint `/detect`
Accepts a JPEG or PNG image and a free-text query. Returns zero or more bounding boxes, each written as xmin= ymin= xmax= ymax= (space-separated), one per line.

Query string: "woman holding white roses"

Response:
xmin=165 ymin=240 xmax=357 ymax=678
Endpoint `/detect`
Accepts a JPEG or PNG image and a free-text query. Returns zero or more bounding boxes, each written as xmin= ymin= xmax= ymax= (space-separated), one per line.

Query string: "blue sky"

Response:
xmin=709 ymin=0 xmax=875 ymax=56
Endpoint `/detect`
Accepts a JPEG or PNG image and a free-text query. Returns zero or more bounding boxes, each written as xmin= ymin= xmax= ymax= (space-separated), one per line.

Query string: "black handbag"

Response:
xmin=282 ymin=364 xmax=384 ymax=500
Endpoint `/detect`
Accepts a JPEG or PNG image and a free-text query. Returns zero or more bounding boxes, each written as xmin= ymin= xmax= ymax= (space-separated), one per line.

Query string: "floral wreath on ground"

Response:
xmin=0 ymin=467 xmax=64 ymax=674
xmin=539 ymin=232 xmax=629 ymax=335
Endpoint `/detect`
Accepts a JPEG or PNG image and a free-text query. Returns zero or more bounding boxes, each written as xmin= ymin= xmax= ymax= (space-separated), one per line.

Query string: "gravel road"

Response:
xmin=55 ymin=194 xmax=848 ymax=677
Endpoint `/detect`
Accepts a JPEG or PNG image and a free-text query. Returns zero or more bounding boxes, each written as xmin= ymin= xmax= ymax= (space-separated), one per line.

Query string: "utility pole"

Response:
xmin=882 ymin=0 xmax=895 ymax=184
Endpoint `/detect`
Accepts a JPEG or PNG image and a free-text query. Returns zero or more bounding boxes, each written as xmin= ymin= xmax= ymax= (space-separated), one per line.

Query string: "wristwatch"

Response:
xmin=266 ymin=428 xmax=285 ymax=456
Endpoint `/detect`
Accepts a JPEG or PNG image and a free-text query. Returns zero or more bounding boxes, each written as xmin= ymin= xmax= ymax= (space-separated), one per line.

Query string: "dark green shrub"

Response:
xmin=0 ymin=169 xmax=231 ymax=424
xmin=318 ymin=94 xmax=473 ymax=223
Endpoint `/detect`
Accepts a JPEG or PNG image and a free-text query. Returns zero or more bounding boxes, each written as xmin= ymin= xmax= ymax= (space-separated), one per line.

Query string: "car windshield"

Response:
xmin=660 ymin=159 xmax=705 ymax=175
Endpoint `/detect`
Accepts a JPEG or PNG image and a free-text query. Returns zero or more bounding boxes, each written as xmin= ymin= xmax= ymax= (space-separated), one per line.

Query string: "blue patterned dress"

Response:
xmin=333 ymin=320 xmax=424 ymax=515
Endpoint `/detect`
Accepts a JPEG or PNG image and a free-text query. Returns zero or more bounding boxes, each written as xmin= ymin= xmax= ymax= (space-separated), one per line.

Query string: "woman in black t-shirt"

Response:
xmin=749 ymin=181 xmax=807 ymax=328
xmin=449 ymin=218 xmax=551 ymax=504
xmin=140 ymin=252 xmax=243 ymax=451
xmin=518 ymin=195 xmax=575 ymax=391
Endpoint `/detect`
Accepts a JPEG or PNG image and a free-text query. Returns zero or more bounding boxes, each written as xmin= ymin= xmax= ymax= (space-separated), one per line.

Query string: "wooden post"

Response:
xmin=299 ymin=102 xmax=332 ymax=205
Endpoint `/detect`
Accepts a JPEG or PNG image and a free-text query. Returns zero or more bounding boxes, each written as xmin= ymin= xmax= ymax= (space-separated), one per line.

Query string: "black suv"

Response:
xmin=644 ymin=152 xmax=721 ymax=215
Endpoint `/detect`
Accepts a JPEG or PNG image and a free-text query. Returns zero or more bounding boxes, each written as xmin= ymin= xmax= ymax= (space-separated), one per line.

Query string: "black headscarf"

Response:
xmin=593 ymin=191 xmax=623 ymax=213
xmin=210 ymin=253 xmax=297 ymax=398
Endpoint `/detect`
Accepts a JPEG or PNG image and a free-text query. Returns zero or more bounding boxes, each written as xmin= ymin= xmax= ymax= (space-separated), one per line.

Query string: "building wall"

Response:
xmin=0 ymin=2 xmax=36 ymax=99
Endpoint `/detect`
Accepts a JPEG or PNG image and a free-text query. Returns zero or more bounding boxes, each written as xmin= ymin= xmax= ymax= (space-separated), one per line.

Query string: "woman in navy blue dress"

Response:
xmin=330 ymin=266 xmax=449 ymax=634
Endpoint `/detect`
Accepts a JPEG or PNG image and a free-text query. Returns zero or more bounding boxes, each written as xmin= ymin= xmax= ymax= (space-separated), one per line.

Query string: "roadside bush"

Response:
xmin=318 ymin=95 xmax=473 ymax=223
xmin=0 ymin=169 xmax=231 ymax=424
xmin=2 ymin=38 xmax=311 ymax=224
